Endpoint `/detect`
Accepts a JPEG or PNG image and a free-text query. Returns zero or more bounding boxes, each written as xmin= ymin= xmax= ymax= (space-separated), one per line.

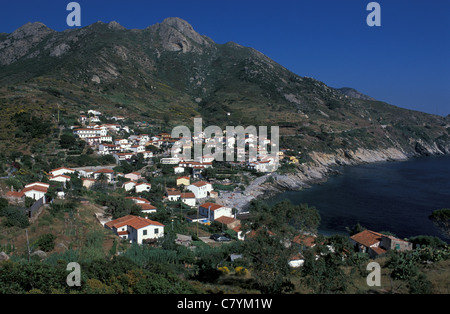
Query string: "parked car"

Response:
xmin=210 ymin=234 xmax=231 ymax=242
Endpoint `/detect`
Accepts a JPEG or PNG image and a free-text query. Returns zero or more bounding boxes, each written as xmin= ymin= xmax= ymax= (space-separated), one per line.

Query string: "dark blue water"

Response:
xmin=268 ymin=155 xmax=450 ymax=241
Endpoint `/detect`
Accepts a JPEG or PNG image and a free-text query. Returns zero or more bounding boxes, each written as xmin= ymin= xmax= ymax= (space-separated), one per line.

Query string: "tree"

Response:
xmin=301 ymin=245 xmax=348 ymax=294
xmin=345 ymin=223 xmax=366 ymax=236
xmin=429 ymin=208 xmax=450 ymax=239
xmin=243 ymin=229 xmax=295 ymax=293
xmin=241 ymin=200 xmax=320 ymax=293
xmin=60 ymin=133 xmax=77 ymax=149
xmin=36 ymin=233 xmax=56 ymax=252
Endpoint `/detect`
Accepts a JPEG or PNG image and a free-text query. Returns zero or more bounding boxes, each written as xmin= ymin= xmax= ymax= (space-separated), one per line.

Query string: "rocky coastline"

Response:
xmin=217 ymin=145 xmax=449 ymax=212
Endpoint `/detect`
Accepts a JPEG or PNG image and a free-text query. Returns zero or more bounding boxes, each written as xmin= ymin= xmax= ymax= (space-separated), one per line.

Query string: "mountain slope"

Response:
xmin=0 ymin=17 xmax=449 ymax=160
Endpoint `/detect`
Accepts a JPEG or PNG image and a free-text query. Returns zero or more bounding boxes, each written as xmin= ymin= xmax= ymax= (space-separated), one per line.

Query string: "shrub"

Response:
xmin=36 ymin=233 xmax=56 ymax=252
xmin=235 ymin=266 xmax=249 ymax=277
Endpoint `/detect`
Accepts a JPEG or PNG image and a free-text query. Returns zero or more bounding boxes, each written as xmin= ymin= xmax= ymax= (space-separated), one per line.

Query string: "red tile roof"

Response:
xmin=125 ymin=197 xmax=150 ymax=204
xmin=191 ymin=181 xmax=211 ymax=187
xmin=105 ymin=215 xmax=164 ymax=230
xmin=50 ymin=167 xmax=75 ymax=173
xmin=137 ymin=203 xmax=157 ymax=210
xmin=94 ymin=168 xmax=114 ymax=173
xmin=350 ymin=230 xmax=382 ymax=247
xmin=21 ymin=185 xmax=48 ymax=193
xmin=6 ymin=191 xmax=24 ymax=198
xmin=181 ymin=192 xmax=195 ymax=199
xmin=292 ymin=235 xmax=316 ymax=247
xmin=214 ymin=216 xmax=236 ymax=225
xmin=199 ymin=202 xmax=224 ymax=211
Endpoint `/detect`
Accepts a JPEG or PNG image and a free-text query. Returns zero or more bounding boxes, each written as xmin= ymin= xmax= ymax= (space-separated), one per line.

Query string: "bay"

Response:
xmin=268 ymin=155 xmax=450 ymax=241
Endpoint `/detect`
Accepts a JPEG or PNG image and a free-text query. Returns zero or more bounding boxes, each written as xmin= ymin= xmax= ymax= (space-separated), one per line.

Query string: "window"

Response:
xmin=154 ymin=228 xmax=159 ymax=234
xmin=143 ymin=230 xmax=147 ymax=236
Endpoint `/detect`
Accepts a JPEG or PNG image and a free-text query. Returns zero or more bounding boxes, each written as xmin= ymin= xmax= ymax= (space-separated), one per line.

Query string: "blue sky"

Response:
xmin=0 ymin=0 xmax=449 ymax=116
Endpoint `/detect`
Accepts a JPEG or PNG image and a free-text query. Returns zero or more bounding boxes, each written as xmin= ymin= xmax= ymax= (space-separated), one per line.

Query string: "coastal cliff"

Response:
xmin=217 ymin=142 xmax=450 ymax=212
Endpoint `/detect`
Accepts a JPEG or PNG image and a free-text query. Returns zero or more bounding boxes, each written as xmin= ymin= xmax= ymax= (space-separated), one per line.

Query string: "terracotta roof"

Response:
xmin=292 ymin=235 xmax=316 ymax=247
xmin=25 ymin=182 xmax=50 ymax=188
xmin=22 ymin=186 xmax=48 ymax=193
xmin=94 ymin=168 xmax=114 ymax=173
xmin=137 ymin=203 xmax=157 ymax=210
xmin=167 ymin=190 xmax=181 ymax=196
xmin=370 ymin=246 xmax=387 ymax=255
xmin=181 ymin=192 xmax=195 ymax=199
xmin=105 ymin=215 xmax=164 ymax=230
xmin=214 ymin=216 xmax=236 ymax=225
xmin=50 ymin=175 xmax=71 ymax=179
xmin=199 ymin=202 xmax=224 ymax=211
xmin=125 ymin=196 xmax=150 ymax=204
xmin=6 ymin=191 xmax=24 ymax=198
xmin=350 ymin=230 xmax=382 ymax=247
xmin=191 ymin=181 xmax=211 ymax=187
xmin=50 ymin=167 xmax=75 ymax=173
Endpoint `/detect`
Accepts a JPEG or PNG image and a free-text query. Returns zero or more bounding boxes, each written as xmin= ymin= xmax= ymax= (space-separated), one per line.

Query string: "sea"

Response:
xmin=268 ymin=155 xmax=450 ymax=241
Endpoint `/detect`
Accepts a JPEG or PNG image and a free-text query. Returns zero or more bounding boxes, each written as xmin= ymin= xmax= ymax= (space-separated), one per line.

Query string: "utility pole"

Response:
xmin=25 ymin=229 xmax=31 ymax=262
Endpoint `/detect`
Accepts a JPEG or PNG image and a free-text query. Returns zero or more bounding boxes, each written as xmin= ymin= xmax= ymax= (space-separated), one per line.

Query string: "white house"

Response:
xmin=24 ymin=182 xmax=50 ymax=190
xmin=187 ymin=181 xmax=213 ymax=199
xmin=198 ymin=202 xmax=233 ymax=222
xmin=130 ymin=145 xmax=145 ymax=153
xmin=142 ymin=151 xmax=154 ymax=159
xmin=88 ymin=110 xmax=102 ymax=116
xmin=93 ymin=169 xmax=114 ymax=182
xmin=124 ymin=172 xmax=141 ymax=181
xmin=174 ymin=166 xmax=185 ymax=174
xmin=136 ymin=203 xmax=157 ymax=214
xmin=135 ymin=182 xmax=152 ymax=193
xmin=113 ymin=152 xmax=135 ymax=164
xmin=22 ymin=182 xmax=50 ymax=204
xmin=82 ymin=178 xmax=96 ymax=189
xmin=49 ymin=175 xmax=71 ymax=184
xmin=166 ymin=189 xmax=181 ymax=202
xmin=125 ymin=196 xmax=151 ymax=205
xmin=105 ymin=215 xmax=164 ymax=244
xmin=180 ymin=193 xmax=196 ymax=207
xmin=122 ymin=181 xmax=137 ymax=192
xmin=49 ymin=167 xmax=75 ymax=177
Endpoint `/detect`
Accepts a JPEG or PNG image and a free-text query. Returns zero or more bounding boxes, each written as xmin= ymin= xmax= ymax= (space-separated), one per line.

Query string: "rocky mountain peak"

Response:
xmin=0 ymin=22 xmax=55 ymax=65
xmin=107 ymin=21 xmax=126 ymax=30
xmin=157 ymin=17 xmax=212 ymax=52
xmin=10 ymin=22 xmax=54 ymax=40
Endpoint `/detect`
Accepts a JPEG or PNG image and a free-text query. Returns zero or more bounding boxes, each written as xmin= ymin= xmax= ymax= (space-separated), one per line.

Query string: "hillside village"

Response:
xmin=1 ymin=109 xmax=422 ymax=267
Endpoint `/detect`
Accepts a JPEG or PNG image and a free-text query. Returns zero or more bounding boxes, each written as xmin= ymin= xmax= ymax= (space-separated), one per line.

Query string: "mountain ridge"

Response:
xmin=0 ymin=17 xmax=449 ymax=160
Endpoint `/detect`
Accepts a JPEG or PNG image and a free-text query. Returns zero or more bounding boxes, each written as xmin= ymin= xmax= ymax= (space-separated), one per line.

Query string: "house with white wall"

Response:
xmin=180 ymin=193 xmax=196 ymax=207
xmin=93 ymin=169 xmax=114 ymax=182
xmin=187 ymin=181 xmax=213 ymax=199
xmin=49 ymin=175 xmax=71 ymax=184
xmin=49 ymin=167 xmax=75 ymax=177
xmin=135 ymin=182 xmax=152 ymax=193
xmin=105 ymin=215 xmax=164 ymax=244
xmin=124 ymin=172 xmax=141 ymax=181
xmin=198 ymin=202 xmax=233 ymax=222
xmin=22 ymin=182 xmax=50 ymax=204
xmin=122 ymin=181 xmax=137 ymax=192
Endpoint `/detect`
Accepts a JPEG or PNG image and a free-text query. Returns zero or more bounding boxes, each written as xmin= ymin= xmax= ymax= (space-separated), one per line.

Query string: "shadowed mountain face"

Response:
xmin=0 ymin=17 xmax=449 ymax=158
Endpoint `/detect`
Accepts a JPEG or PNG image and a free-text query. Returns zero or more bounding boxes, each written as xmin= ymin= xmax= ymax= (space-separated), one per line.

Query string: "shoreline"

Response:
xmin=217 ymin=146 xmax=449 ymax=213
